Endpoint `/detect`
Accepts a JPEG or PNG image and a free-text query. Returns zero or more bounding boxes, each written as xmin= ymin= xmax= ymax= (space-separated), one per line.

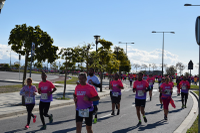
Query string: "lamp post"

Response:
xmin=115 ymin=46 xmax=121 ymax=78
xmin=0 ymin=0 xmax=5 ymax=14
xmin=118 ymin=41 xmax=134 ymax=55
xmin=6 ymin=49 xmax=11 ymax=68
xmin=184 ymin=3 xmax=200 ymax=133
xmin=152 ymin=31 xmax=175 ymax=77
xmin=94 ymin=35 xmax=100 ymax=52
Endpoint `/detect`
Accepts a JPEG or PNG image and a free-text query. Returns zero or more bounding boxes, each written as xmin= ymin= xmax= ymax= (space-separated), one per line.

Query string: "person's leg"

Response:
xmin=26 ymin=105 xmax=32 ymax=126
xmin=39 ymin=102 xmax=46 ymax=126
xmin=85 ymin=111 xmax=93 ymax=133
xmin=185 ymin=93 xmax=188 ymax=107
xmin=149 ymin=90 xmax=152 ymax=101
xmin=43 ymin=102 xmax=51 ymax=117
xmin=76 ymin=110 xmax=83 ymax=133
xmin=76 ymin=122 xmax=82 ymax=133
xmin=136 ymin=106 xmax=141 ymax=121
xmin=181 ymin=93 xmax=184 ymax=108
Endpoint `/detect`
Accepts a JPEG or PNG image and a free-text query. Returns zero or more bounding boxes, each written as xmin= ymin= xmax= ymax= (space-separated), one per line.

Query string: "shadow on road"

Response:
xmin=169 ymin=108 xmax=182 ymax=113
xmin=138 ymin=119 xmax=167 ymax=131
xmin=145 ymin=110 xmax=162 ymax=115
xmin=4 ymin=128 xmax=27 ymax=133
xmin=97 ymin=110 xmax=112 ymax=115
xmin=112 ymin=125 xmax=139 ymax=133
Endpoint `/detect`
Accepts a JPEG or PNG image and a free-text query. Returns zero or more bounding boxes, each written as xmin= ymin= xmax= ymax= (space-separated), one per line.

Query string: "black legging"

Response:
xmin=130 ymin=81 xmax=133 ymax=86
xmin=39 ymin=101 xmax=51 ymax=125
xmin=181 ymin=92 xmax=188 ymax=106
xmin=26 ymin=104 xmax=35 ymax=125
xmin=93 ymin=105 xmax=98 ymax=119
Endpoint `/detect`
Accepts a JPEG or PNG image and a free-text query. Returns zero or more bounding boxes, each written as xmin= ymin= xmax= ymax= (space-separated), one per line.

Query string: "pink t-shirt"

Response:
xmin=146 ymin=77 xmax=155 ymax=87
xmin=179 ymin=80 xmax=190 ymax=93
xmin=133 ymin=80 xmax=149 ymax=99
xmin=169 ymin=81 xmax=174 ymax=87
xmin=39 ymin=80 xmax=55 ymax=102
xmin=160 ymin=83 xmax=173 ymax=97
xmin=110 ymin=79 xmax=123 ymax=95
xmin=74 ymin=84 xmax=98 ymax=111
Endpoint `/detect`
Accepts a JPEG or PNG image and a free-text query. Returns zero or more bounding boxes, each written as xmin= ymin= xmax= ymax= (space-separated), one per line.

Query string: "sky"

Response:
xmin=0 ymin=0 xmax=200 ymax=75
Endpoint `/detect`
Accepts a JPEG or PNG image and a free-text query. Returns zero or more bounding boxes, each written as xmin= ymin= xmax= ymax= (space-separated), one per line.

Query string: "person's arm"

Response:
xmin=93 ymin=82 xmax=101 ymax=88
xmin=38 ymin=88 xmax=41 ymax=94
xmin=50 ymin=87 xmax=57 ymax=94
xmin=20 ymin=87 xmax=25 ymax=96
xmin=84 ymin=95 xmax=100 ymax=101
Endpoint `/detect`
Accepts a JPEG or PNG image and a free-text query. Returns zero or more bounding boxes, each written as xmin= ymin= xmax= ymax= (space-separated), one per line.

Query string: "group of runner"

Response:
xmin=19 ymin=69 xmax=191 ymax=132
xmin=20 ymin=72 xmax=57 ymax=130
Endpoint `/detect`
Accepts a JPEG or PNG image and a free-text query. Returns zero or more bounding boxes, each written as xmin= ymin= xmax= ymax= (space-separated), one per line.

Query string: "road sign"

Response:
xmin=188 ymin=60 xmax=193 ymax=70
xmin=195 ymin=16 xmax=200 ymax=45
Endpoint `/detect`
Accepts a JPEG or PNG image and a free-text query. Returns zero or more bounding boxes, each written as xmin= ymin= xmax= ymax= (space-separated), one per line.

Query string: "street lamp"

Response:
xmin=94 ymin=35 xmax=100 ymax=52
xmin=0 ymin=0 xmax=6 ymax=14
xmin=118 ymin=41 xmax=134 ymax=55
xmin=152 ymin=31 xmax=175 ymax=77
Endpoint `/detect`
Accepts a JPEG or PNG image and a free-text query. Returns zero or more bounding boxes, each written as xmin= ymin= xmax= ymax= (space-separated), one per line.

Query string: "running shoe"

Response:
xmin=185 ymin=105 xmax=187 ymax=108
xmin=49 ymin=114 xmax=53 ymax=123
xmin=40 ymin=125 xmax=46 ymax=130
xmin=182 ymin=105 xmax=185 ymax=109
xmin=143 ymin=116 xmax=147 ymax=123
xmin=93 ymin=118 xmax=97 ymax=124
xmin=117 ymin=109 xmax=120 ymax=115
xmin=150 ymin=97 xmax=152 ymax=101
xmin=164 ymin=115 xmax=168 ymax=120
xmin=111 ymin=111 xmax=115 ymax=115
xmin=160 ymin=104 xmax=163 ymax=109
xmin=33 ymin=115 xmax=36 ymax=123
xmin=137 ymin=121 xmax=142 ymax=126
xmin=25 ymin=124 xmax=29 ymax=129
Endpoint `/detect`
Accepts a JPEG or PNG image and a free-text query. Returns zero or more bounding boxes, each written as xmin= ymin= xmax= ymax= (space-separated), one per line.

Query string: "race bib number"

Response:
xmin=182 ymin=86 xmax=187 ymax=90
xmin=41 ymin=93 xmax=48 ymax=100
xmin=25 ymin=97 xmax=33 ymax=104
xmin=138 ymin=90 xmax=144 ymax=96
xmin=112 ymin=92 xmax=119 ymax=97
xmin=79 ymin=108 xmax=89 ymax=117
xmin=165 ymin=89 xmax=171 ymax=95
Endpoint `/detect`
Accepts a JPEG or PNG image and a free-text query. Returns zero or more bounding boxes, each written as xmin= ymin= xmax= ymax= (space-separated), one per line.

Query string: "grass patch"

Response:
xmin=0 ymin=83 xmax=38 ymax=93
xmin=57 ymin=97 xmax=70 ymax=100
xmin=187 ymin=90 xmax=199 ymax=133
xmin=191 ymin=85 xmax=199 ymax=90
xmin=55 ymin=76 xmax=78 ymax=84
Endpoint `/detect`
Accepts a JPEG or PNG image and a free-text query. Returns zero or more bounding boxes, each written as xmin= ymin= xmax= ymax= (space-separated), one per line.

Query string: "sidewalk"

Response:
xmin=0 ymin=78 xmax=129 ymax=119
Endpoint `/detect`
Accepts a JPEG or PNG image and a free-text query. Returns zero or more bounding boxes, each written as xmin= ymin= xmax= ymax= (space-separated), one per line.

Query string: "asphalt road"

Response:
xmin=0 ymin=81 xmax=193 ymax=133
xmin=0 ymin=71 xmax=59 ymax=86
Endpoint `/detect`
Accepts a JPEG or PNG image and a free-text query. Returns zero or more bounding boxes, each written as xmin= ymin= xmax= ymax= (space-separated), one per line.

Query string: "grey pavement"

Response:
xmin=0 ymin=80 xmax=195 ymax=133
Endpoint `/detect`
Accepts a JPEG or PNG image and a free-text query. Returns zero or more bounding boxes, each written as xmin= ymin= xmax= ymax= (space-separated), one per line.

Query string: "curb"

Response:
xmin=0 ymin=90 xmax=111 ymax=119
xmin=173 ymin=90 xmax=199 ymax=133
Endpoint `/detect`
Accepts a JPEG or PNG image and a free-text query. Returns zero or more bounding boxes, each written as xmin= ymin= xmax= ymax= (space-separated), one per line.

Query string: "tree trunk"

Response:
xmin=63 ymin=61 xmax=68 ymax=98
xmin=100 ymin=71 xmax=103 ymax=92
xmin=22 ymin=52 xmax=29 ymax=106
xmin=109 ymin=68 xmax=111 ymax=89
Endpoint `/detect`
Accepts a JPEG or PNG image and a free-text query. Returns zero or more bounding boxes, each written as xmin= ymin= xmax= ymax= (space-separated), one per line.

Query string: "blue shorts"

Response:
xmin=93 ymin=100 xmax=99 ymax=105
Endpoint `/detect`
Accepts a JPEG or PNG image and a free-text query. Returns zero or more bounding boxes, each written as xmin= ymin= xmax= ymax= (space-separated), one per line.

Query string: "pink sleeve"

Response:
xmin=34 ymin=86 xmax=37 ymax=92
xmin=119 ymin=80 xmax=123 ymax=87
xmin=145 ymin=81 xmax=149 ymax=87
xmin=74 ymin=86 xmax=77 ymax=96
xmin=90 ymin=86 xmax=98 ymax=97
xmin=160 ymin=84 xmax=163 ymax=89
xmin=133 ymin=82 xmax=136 ymax=89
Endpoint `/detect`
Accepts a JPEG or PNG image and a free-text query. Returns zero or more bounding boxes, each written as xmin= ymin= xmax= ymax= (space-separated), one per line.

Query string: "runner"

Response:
xmin=159 ymin=78 xmax=165 ymax=109
xmin=158 ymin=74 xmax=162 ymax=84
xmin=74 ymin=72 xmax=100 ymax=133
xmin=133 ymin=72 xmax=149 ymax=126
xmin=38 ymin=71 xmax=57 ymax=130
xmin=160 ymin=77 xmax=173 ymax=120
xmin=87 ymin=68 xmax=101 ymax=124
xmin=110 ymin=73 xmax=124 ymax=115
xmin=20 ymin=78 xmax=37 ymax=129
xmin=176 ymin=77 xmax=181 ymax=96
xmin=129 ymin=74 xmax=134 ymax=87
xmin=179 ymin=76 xmax=190 ymax=108
xmin=146 ymin=74 xmax=155 ymax=101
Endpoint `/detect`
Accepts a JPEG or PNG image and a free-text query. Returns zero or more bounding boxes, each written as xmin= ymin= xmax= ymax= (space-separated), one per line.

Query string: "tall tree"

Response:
xmin=151 ymin=63 xmax=157 ymax=71
xmin=166 ymin=65 xmax=177 ymax=76
xmin=176 ymin=62 xmax=185 ymax=76
xmin=59 ymin=47 xmax=75 ymax=98
xmin=8 ymin=24 xmax=59 ymax=86
xmin=141 ymin=64 xmax=148 ymax=71
xmin=133 ymin=63 xmax=140 ymax=72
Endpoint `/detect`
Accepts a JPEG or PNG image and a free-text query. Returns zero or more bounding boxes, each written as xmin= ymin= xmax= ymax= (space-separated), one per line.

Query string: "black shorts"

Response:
xmin=76 ymin=110 xmax=93 ymax=126
xmin=135 ymin=99 xmax=146 ymax=107
xmin=111 ymin=95 xmax=121 ymax=104
xmin=110 ymin=91 xmax=112 ymax=98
